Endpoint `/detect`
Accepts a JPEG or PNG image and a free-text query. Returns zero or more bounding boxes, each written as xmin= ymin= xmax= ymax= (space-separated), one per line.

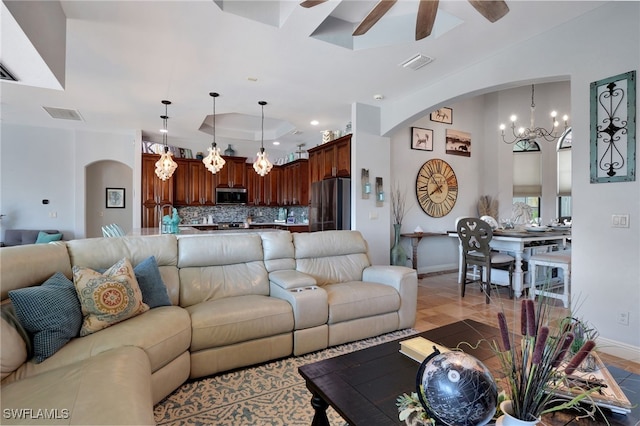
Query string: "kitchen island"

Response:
xmin=129 ymin=223 xmax=308 ymax=236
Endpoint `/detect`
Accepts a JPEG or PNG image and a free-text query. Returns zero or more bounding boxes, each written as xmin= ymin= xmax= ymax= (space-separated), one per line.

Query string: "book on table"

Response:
xmin=399 ymin=336 xmax=450 ymax=363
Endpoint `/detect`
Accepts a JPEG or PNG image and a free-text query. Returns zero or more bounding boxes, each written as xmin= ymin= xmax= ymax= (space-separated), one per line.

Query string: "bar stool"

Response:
xmin=528 ymin=250 xmax=571 ymax=308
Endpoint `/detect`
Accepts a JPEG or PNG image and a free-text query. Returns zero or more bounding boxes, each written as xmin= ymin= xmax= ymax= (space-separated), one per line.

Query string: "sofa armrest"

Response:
xmin=362 ymin=265 xmax=417 ymax=329
xmin=269 ymin=270 xmax=316 ymax=290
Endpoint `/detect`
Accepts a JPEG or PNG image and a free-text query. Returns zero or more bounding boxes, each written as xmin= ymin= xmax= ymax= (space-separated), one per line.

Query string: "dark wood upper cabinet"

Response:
xmin=216 ymin=156 xmax=247 ymax=188
xmin=307 ymin=134 xmax=351 ymax=184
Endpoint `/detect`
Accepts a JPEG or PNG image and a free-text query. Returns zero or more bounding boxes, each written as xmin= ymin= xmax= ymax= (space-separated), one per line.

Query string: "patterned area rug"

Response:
xmin=154 ymin=329 xmax=418 ymax=426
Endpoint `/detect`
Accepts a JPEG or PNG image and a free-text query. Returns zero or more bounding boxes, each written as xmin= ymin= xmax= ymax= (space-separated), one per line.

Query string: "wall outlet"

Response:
xmin=48 ymin=211 xmax=57 ymax=218
xmin=616 ymin=311 xmax=629 ymax=326
xmin=369 ymin=211 xmax=378 ymax=220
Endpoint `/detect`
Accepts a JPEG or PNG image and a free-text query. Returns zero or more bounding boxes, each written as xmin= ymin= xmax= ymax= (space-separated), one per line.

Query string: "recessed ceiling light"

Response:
xmin=273 ymin=141 xmax=280 ymax=146
xmin=310 ymin=120 xmax=319 ymax=126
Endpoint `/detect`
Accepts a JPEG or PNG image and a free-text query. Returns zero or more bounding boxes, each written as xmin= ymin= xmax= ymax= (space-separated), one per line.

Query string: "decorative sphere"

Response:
xmin=416 ymin=351 xmax=498 ymax=426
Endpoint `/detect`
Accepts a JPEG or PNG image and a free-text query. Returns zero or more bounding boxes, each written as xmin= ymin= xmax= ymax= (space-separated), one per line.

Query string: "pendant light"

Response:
xmin=253 ymin=100 xmax=273 ymax=176
xmin=202 ymin=92 xmax=226 ymax=174
xmin=155 ymin=100 xmax=178 ymax=181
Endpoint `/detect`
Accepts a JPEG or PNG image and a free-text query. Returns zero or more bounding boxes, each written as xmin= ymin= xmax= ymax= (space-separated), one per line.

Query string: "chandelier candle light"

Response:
xmin=202 ymin=92 xmax=226 ymax=174
xmin=155 ymin=100 xmax=178 ymax=181
xmin=253 ymin=100 xmax=273 ymax=176
xmin=500 ymin=85 xmax=569 ymax=145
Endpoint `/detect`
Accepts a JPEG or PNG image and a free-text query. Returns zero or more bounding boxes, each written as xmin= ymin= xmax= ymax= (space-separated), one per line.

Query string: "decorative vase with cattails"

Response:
xmin=493 ymin=299 xmax=600 ymax=422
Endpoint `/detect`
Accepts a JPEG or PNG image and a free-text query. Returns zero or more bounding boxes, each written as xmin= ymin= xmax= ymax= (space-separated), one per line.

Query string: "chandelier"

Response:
xmin=252 ymin=100 xmax=273 ymax=177
xmin=202 ymin=92 xmax=226 ymax=174
xmin=155 ymin=100 xmax=178 ymax=181
xmin=500 ymin=85 xmax=569 ymax=145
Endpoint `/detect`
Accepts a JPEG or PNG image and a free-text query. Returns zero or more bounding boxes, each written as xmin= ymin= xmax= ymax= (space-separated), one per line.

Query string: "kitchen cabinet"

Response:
xmin=245 ymin=163 xmax=264 ymax=205
xmin=307 ymin=134 xmax=351 ymax=183
xmin=281 ymin=159 xmax=308 ymax=206
xmin=188 ymin=161 xmax=216 ymax=206
xmin=141 ymin=154 xmax=175 ymax=227
xmin=216 ymin=156 xmax=247 ymax=188
xmin=246 ymin=164 xmax=282 ymax=206
xmin=172 ymin=160 xmax=216 ymax=206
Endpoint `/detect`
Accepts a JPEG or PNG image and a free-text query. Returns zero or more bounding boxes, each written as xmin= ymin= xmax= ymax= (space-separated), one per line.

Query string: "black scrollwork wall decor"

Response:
xmin=590 ymin=70 xmax=636 ymax=183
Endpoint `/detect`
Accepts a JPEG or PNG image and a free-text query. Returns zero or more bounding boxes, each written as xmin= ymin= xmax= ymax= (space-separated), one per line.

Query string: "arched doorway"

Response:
xmin=85 ymin=160 xmax=133 ymax=238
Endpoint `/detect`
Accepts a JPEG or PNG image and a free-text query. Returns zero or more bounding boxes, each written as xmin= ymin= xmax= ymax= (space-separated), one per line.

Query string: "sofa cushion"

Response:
xmin=2 ymin=306 xmax=191 ymax=385
xmin=325 ymin=281 xmax=400 ymax=324
xmin=1 ymin=311 xmax=28 ymax=380
xmin=0 ymin=346 xmax=155 ymax=425
xmin=133 ymin=256 xmax=171 ymax=308
xmin=8 ymin=273 xmax=82 ymax=363
xmin=187 ymin=294 xmax=293 ymax=351
xmin=35 ymin=231 xmax=63 ymax=244
xmin=72 ymin=258 xmax=149 ymax=336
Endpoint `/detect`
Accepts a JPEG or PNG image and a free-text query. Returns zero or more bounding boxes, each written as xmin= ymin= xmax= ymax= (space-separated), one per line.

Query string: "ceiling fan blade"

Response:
xmin=467 ymin=0 xmax=509 ymax=22
xmin=300 ymin=0 xmax=328 ymax=8
xmin=353 ymin=0 xmax=397 ymax=36
xmin=416 ymin=0 xmax=439 ymax=40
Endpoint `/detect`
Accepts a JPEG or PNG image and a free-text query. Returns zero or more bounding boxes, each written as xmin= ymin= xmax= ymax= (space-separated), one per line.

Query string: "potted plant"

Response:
xmin=493 ymin=299 xmax=600 ymax=424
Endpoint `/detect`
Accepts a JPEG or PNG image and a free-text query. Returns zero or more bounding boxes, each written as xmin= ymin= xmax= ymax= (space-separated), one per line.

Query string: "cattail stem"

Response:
xmin=520 ymin=299 xmax=528 ymax=336
xmin=526 ymin=299 xmax=536 ymax=336
xmin=564 ymin=340 xmax=596 ymax=375
xmin=532 ymin=327 xmax=549 ymax=365
xmin=498 ymin=312 xmax=511 ymax=351
xmin=552 ymin=332 xmax=575 ymax=368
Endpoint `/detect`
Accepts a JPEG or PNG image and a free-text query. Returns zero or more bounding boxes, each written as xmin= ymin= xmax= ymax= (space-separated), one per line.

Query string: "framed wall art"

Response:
xmin=106 ymin=188 xmax=125 ymax=208
xmin=411 ymin=127 xmax=433 ymax=151
xmin=590 ymin=70 xmax=636 ymax=183
xmin=430 ymin=107 xmax=453 ymax=124
xmin=445 ymin=129 xmax=471 ymax=157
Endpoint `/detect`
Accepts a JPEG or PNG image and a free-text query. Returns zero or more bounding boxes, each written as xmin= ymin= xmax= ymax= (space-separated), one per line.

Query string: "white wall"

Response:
xmin=371 ymin=2 xmax=639 ymax=358
xmin=0 ymin=125 xmax=137 ymax=241
xmin=0 ymin=126 xmax=76 ymax=240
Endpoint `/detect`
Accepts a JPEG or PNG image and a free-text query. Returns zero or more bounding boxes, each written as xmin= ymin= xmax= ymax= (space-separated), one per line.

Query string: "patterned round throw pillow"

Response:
xmin=72 ymin=258 xmax=149 ymax=336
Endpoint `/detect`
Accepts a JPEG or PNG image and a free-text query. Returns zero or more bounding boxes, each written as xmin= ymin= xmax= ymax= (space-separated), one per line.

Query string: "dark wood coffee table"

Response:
xmin=298 ymin=320 xmax=639 ymax=426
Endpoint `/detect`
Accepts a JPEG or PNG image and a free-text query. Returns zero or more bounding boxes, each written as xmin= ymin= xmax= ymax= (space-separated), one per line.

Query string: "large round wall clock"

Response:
xmin=416 ymin=158 xmax=458 ymax=218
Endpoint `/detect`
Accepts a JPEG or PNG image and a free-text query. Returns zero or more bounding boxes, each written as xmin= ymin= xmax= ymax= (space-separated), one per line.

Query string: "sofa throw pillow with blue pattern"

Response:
xmin=73 ymin=258 xmax=149 ymax=336
xmin=134 ymin=256 xmax=171 ymax=308
xmin=8 ymin=272 xmax=82 ymax=363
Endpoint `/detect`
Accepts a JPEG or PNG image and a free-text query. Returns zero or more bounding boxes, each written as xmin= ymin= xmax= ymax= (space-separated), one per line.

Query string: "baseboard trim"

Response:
xmin=597 ymin=336 xmax=640 ymax=362
xmin=418 ymin=264 xmax=458 ymax=276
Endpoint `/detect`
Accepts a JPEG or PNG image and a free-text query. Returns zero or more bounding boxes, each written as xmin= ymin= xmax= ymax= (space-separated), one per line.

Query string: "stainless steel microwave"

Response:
xmin=215 ymin=187 xmax=248 ymax=204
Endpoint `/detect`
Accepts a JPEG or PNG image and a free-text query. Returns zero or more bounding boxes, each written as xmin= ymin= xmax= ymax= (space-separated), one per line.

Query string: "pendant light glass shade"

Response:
xmin=202 ymin=92 xmax=226 ymax=174
xmin=253 ymin=101 xmax=273 ymax=176
xmin=155 ymin=100 xmax=178 ymax=181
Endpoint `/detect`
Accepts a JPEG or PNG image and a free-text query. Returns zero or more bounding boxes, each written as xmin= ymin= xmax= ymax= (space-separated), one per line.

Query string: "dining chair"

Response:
xmin=456 ymin=217 xmax=515 ymax=304
xmin=529 ymin=249 xmax=571 ymax=308
xmin=102 ymin=224 xmax=125 ymax=237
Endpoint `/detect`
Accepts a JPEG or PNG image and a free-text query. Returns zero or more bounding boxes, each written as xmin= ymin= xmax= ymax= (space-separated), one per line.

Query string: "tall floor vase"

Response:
xmin=390 ymin=224 xmax=408 ymax=266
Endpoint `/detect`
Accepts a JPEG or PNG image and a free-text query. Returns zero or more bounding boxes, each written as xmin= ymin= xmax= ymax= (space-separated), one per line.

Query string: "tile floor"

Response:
xmin=414 ymin=271 xmax=640 ymax=375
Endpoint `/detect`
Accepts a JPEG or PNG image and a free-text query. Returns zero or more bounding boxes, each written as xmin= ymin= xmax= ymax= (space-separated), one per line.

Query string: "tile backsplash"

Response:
xmin=177 ymin=205 xmax=309 ymax=225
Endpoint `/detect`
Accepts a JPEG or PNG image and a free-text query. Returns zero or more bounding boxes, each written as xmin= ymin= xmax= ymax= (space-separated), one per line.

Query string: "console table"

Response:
xmin=401 ymin=231 xmax=447 ymax=273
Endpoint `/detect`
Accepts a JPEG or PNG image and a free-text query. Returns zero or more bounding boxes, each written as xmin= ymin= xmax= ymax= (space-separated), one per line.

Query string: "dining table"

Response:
xmin=449 ymin=227 xmax=571 ymax=297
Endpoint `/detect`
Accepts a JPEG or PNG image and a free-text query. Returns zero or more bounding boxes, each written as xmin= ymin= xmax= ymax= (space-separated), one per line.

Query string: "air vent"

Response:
xmin=0 ymin=64 xmax=17 ymax=81
xmin=42 ymin=106 xmax=84 ymax=121
xmin=399 ymin=54 xmax=434 ymax=71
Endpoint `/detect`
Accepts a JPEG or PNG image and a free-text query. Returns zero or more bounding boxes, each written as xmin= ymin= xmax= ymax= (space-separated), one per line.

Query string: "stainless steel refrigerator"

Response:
xmin=309 ymin=178 xmax=351 ymax=232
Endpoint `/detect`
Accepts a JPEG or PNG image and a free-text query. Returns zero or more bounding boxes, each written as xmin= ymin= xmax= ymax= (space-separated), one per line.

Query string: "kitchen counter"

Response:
xmin=129 ymin=223 xmax=308 ymax=236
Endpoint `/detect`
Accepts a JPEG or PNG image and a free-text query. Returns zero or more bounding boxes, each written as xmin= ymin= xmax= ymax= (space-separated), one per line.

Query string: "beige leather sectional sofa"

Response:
xmin=0 ymin=230 xmax=417 ymax=425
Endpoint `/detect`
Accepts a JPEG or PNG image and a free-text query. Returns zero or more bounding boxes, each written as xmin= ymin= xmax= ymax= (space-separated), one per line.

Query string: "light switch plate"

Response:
xmin=611 ymin=214 xmax=630 ymax=228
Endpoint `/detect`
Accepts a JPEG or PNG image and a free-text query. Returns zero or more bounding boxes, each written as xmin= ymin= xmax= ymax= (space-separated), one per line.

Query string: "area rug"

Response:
xmin=154 ymin=329 xmax=418 ymax=426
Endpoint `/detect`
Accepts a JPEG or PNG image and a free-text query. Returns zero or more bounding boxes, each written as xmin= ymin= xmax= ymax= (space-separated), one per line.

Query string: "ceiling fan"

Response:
xmin=300 ymin=0 xmax=509 ymax=40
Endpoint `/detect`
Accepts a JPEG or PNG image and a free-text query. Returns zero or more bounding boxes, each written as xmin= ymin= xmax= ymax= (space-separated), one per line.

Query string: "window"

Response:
xmin=513 ymin=141 xmax=541 ymax=219
xmin=513 ymin=196 xmax=540 ymax=220
xmin=558 ymin=196 xmax=571 ymax=221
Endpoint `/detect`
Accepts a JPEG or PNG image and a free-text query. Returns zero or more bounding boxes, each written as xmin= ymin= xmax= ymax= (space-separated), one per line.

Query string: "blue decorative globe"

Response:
xmin=416 ymin=351 xmax=497 ymax=426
